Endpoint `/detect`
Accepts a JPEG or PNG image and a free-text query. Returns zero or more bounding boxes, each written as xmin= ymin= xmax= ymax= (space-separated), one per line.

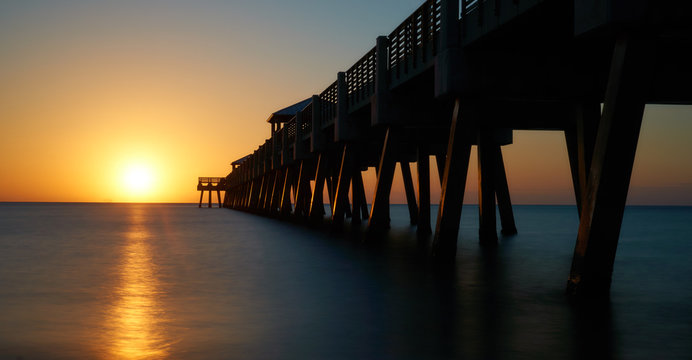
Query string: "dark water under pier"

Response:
xmin=0 ymin=203 xmax=690 ymax=359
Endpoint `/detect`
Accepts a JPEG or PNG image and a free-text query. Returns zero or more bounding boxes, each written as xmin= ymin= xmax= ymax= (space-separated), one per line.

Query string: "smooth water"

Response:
xmin=0 ymin=203 xmax=690 ymax=359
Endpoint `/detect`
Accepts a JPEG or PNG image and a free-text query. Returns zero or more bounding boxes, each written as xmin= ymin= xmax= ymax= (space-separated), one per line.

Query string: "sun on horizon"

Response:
xmin=122 ymin=164 xmax=155 ymax=196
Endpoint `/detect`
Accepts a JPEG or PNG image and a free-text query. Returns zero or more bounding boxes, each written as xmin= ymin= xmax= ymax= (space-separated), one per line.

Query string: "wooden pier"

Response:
xmin=197 ymin=177 xmax=225 ymax=208
xmin=221 ymin=0 xmax=692 ymax=296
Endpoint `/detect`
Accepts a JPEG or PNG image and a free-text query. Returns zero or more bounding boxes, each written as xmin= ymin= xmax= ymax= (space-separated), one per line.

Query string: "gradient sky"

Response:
xmin=1 ymin=0 xmax=690 ymax=205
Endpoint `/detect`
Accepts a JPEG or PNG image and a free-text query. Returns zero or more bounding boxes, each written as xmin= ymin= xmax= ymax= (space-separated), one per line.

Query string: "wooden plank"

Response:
xmin=567 ymin=33 xmax=652 ymax=297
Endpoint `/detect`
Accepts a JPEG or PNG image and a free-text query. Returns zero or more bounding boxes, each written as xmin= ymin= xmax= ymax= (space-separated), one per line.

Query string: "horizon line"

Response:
xmin=2 ymin=201 xmax=692 ymax=207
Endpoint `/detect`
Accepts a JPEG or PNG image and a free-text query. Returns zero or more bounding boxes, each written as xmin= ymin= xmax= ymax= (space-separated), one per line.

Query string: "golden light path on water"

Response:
xmin=106 ymin=207 xmax=171 ymax=359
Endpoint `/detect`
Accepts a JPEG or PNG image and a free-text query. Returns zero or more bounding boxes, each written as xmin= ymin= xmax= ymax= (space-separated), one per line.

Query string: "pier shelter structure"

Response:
xmin=222 ymin=0 xmax=692 ymax=296
xmin=198 ymin=177 xmax=226 ymax=208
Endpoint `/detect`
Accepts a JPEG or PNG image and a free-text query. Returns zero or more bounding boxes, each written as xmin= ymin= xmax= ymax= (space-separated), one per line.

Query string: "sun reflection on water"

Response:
xmin=106 ymin=207 xmax=171 ymax=359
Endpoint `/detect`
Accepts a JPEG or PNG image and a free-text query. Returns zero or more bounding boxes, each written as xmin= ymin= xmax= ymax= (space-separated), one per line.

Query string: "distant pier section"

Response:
xmin=197 ymin=177 xmax=226 ymax=208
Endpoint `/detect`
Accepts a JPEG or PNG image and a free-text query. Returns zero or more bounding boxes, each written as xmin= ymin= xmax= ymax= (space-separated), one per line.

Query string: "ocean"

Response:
xmin=0 ymin=203 xmax=690 ymax=359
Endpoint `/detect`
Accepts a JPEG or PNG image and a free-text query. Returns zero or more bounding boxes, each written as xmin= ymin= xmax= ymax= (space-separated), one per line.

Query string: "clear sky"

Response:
xmin=1 ymin=0 xmax=691 ymax=204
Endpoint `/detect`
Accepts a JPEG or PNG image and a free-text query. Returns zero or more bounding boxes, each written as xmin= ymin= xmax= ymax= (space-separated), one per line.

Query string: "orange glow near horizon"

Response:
xmin=0 ymin=2 xmax=691 ymax=205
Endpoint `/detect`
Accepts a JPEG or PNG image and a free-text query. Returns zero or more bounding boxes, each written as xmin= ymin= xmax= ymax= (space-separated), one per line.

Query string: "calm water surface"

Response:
xmin=0 ymin=203 xmax=690 ymax=359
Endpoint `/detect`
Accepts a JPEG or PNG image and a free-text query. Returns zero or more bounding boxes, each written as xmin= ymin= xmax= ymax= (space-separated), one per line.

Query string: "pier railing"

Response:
xmin=319 ymin=81 xmax=338 ymax=128
xmin=198 ymin=177 xmax=224 ymax=185
xmin=300 ymin=102 xmax=313 ymax=140
xmin=389 ymin=0 xmax=442 ymax=84
xmin=225 ymin=0 xmax=537 ymax=185
xmin=346 ymin=46 xmax=377 ymax=111
xmin=227 ymin=0 xmax=496 ymax=187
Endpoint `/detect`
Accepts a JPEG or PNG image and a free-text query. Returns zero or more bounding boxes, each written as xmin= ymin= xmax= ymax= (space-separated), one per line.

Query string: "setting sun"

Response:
xmin=123 ymin=165 xmax=154 ymax=194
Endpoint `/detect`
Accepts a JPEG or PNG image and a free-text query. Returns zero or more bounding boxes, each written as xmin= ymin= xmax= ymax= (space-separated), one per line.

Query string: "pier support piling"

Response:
xmin=369 ymin=127 xmax=398 ymax=229
xmin=294 ymin=160 xmax=311 ymax=217
xmin=565 ymin=101 xmax=600 ymax=217
xmin=433 ymin=99 xmax=474 ymax=257
xmin=333 ymin=144 xmax=355 ymax=225
xmin=310 ymin=153 xmax=328 ymax=220
xmin=353 ymin=169 xmax=369 ymax=221
xmin=495 ymin=147 xmax=517 ymax=235
xmin=477 ymin=126 xmax=498 ymax=245
xmin=417 ymin=148 xmax=432 ymax=235
xmin=567 ymin=33 xmax=652 ymax=297
xmin=435 ymin=154 xmax=446 ymax=184
xmin=280 ymin=167 xmax=293 ymax=215
xmin=400 ymin=161 xmax=419 ymax=225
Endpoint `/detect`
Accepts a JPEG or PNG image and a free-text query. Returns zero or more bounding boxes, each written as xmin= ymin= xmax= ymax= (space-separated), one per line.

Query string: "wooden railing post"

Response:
xmin=440 ymin=0 xmax=460 ymax=50
xmin=335 ymin=72 xmax=353 ymax=141
xmin=435 ymin=0 xmax=462 ymax=98
xmin=295 ymin=111 xmax=308 ymax=159
xmin=417 ymin=146 xmax=432 ymax=235
xmin=251 ymin=151 xmax=257 ymax=180
xmin=311 ymin=95 xmax=325 ymax=152
xmin=271 ymin=134 xmax=278 ymax=170
xmin=282 ymin=127 xmax=289 ymax=166
xmin=372 ymin=36 xmax=391 ymax=126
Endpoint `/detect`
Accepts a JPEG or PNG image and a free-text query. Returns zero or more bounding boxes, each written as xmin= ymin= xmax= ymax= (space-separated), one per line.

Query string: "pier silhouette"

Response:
xmin=218 ymin=0 xmax=692 ymax=296
xmin=197 ymin=177 xmax=225 ymax=208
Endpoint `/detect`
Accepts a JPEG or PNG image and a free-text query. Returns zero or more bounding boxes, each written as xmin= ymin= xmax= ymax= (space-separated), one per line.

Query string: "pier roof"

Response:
xmin=231 ymin=155 xmax=250 ymax=166
xmin=266 ymin=98 xmax=312 ymax=124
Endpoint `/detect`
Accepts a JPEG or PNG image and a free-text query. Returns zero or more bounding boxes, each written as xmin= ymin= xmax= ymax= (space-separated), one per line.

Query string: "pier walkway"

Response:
xmin=221 ymin=0 xmax=692 ymax=296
